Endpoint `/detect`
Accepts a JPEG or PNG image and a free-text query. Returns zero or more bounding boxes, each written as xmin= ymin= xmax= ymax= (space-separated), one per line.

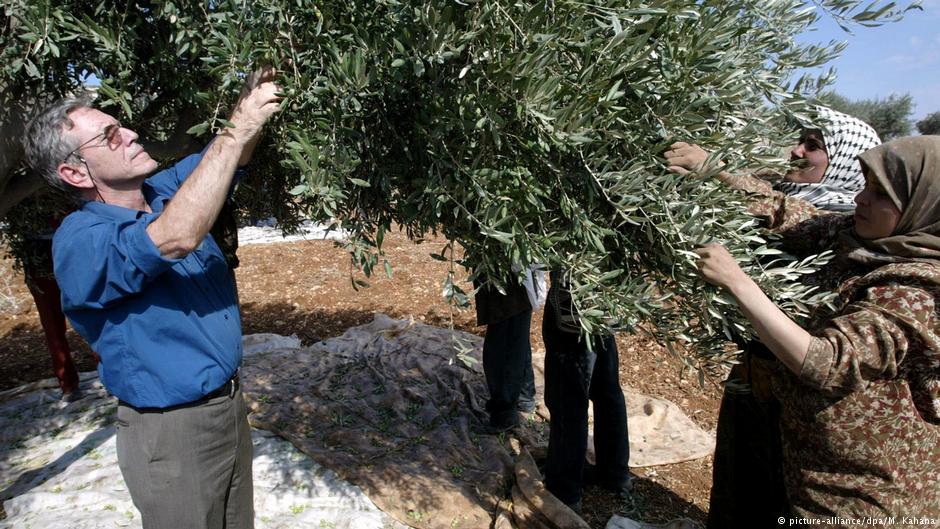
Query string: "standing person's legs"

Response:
xmin=482 ymin=309 xmax=533 ymax=429
xmin=587 ymin=334 xmax=630 ymax=489
xmin=25 ymin=275 xmax=79 ymax=394
xmin=542 ymin=304 xmax=590 ymax=508
xmin=517 ymin=338 xmax=537 ymax=413
xmin=116 ymin=386 xmax=254 ymax=529
xmin=707 ymin=357 xmax=787 ymax=529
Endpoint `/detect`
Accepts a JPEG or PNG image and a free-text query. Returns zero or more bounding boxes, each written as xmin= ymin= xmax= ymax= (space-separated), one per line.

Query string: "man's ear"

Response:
xmin=57 ymin=161 xmax=94 ymax=190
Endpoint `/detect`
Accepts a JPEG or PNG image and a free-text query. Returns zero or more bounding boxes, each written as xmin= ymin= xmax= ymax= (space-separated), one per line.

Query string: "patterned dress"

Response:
xmin=752 ymin=190 xmax=940 ymax=521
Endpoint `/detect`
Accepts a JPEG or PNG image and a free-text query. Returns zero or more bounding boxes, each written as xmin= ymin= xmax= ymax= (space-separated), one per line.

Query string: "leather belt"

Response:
xmin=118 ymin=371 xmax=240 ymax=412
xmin=203 ymin=371 xmax=240 ymax=400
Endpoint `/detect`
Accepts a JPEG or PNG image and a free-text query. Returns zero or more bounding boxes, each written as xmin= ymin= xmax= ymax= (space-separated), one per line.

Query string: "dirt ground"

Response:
xmin=0 ymin=230 xmax=723 ymax=528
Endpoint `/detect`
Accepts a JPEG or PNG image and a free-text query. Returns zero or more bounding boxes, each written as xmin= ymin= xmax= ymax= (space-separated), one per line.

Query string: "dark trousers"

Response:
xmin=483 ymin=309 xmax=536 ymax=424
xmin=25 ymin=274 xmax=80 ymax=393
xmin=707 ymin=358 xmax=789 ymax=528
xmin=116 ymin=387 xmax=254 ymax=529
xmin=542 ymin=302 xmax=629 ymax=505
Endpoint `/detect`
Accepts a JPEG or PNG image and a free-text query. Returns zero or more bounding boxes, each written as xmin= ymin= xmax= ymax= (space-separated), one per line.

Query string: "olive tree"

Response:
xmin=0 ymin=0 xmax=918 ymax=372
xmin=819 ymin=90 xmax=914 ymax=139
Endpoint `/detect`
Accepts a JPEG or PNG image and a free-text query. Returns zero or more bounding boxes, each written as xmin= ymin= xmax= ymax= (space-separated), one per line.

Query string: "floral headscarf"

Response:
xmin=843 ymin=136 xmax=940 ymax=265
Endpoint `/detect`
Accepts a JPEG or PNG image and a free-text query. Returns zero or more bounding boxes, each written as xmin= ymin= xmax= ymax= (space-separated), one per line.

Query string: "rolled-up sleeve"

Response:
xmin=798 ymin=285 xmax=934 ymax=392
xmin=123 ymin=213 xmax=177 ymax=277
xmin=145 ymin=151 xmax=245 ymax=201
xmin=54 ymin=212 xmax=181 ymax=309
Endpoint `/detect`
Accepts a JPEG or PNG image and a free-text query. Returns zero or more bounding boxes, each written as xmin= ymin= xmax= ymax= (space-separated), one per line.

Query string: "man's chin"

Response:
xmin=140 ymin=156 xmax=159 ymax=171
xmin=130 ymin=158 xmax=160 ymax=180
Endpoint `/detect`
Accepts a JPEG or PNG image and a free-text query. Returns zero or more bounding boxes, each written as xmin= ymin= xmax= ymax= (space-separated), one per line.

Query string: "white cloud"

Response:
xmin=882 ymin=31 xmax=940 ymax=70
xmin=883 ymin=51 xmax=938 ymax=70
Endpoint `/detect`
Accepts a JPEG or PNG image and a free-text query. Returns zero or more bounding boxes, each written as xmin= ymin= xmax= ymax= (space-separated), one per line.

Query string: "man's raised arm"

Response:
xmin=147 ymin=67 xmax=281 ymax=258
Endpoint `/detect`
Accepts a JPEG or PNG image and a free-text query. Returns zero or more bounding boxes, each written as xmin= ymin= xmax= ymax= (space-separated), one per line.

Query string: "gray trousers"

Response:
xmin=116 ymin=387 xmax=254 ymax=529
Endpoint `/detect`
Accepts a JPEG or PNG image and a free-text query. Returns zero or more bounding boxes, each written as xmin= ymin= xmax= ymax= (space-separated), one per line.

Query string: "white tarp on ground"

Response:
xmin=0 ymin=336 xmax=404 ymax=529
xmin=242 ymin=316 xmax=714 ymax=529
xmin=237 ymin=220 xmax=348 ymax=246
xmin=0 ymin=324 xmax=714 ymax=529
xmin=605 ymin=516 xmax=699 ymax=529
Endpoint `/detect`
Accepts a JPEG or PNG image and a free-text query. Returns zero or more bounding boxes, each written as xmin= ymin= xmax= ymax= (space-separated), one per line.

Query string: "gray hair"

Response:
xmin=23 ymin=93 xmax=95 ymax=192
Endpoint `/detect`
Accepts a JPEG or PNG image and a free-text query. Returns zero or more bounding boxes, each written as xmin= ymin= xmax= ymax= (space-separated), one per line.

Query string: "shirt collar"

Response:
xmin=80 ymin=180 xmax=169 ymax=219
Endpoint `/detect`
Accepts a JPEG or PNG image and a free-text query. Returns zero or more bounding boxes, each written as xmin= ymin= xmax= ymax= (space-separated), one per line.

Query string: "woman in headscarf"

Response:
xmin=775 ymin=107 xmax=883 ymax=211
xmin=666 ymin=106 xmax=882 ymax=213
xmin=665 ymin=107 xmax=882 ymax=527
xmin=696 ymin=136 xmax=940 ymax=520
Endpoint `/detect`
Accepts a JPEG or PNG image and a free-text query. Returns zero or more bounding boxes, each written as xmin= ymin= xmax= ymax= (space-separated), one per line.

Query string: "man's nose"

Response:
xmin=122 ymin=127 xmax=139 ymax=144
xmin=791 ymin=143 xmax=805 ymax=158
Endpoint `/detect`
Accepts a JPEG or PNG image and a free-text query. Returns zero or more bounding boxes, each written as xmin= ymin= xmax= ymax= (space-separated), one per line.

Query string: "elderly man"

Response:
xmin=23 ymin=69 xmax=281 ymax=529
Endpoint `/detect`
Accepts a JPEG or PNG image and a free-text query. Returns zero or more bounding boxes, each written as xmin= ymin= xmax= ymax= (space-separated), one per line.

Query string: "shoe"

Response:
xmin=583 ymin=463 xmax=634 ymax=499
xmin=483 ymin=412 xmax=520 ymax=434
xmin=61 ymin=388 xmax=84 ymax=403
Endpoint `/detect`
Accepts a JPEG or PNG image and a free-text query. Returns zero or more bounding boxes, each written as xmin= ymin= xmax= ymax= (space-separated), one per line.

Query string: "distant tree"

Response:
xmin=818 ymin=91 xmax=914 ymax=139
xmin=916 ymin=112 xmax=940 ymax=135
xmin=817 ymin=91 xmax=854 ymax=113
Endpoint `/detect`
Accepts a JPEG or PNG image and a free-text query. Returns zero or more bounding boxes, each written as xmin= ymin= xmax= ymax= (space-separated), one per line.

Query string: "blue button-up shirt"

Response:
xmin=53 ymin=153 xmax=243 ymax=408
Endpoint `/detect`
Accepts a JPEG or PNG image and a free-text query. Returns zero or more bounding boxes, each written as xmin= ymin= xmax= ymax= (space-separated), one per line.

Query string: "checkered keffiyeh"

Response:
xmin=775 ymin=106 xmax=882 ymax=212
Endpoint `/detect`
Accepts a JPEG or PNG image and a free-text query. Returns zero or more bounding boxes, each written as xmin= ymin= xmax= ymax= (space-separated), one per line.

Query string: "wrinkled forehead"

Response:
xmin=63 ymin=107 xmax=115 ymax=137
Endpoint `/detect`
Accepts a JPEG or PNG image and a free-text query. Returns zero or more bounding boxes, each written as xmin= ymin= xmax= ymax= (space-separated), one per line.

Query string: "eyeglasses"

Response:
xmin=63 ymin=122 xmax=123 ymax=162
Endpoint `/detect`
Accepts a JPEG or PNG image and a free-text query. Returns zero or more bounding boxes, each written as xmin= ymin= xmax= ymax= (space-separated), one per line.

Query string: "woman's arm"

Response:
xmin=695 ymin=243 xmax=812 ymax=374
xmin=664 ymin=142 xmax=775 ymax=195
xmin=665 ymin=141 xmax=844 ymax=254
xmin=696 ymin=246 xmax=937 ymax=392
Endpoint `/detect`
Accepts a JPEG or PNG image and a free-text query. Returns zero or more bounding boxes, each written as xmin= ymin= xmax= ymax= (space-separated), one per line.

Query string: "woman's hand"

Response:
xmin=694 ymin=243 xmax=749 ymax=291
xmin=664 ymin=142 xmax=717 ymax=175
xmin=694 ymin=242 xmax=813 ymax=374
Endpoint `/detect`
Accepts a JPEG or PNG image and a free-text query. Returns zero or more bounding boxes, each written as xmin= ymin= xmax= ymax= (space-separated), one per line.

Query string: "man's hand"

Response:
xmin=664 ymin=142 xmax=717 ymax=175
xmin=227 ymin=66 xmax=281 ymax=146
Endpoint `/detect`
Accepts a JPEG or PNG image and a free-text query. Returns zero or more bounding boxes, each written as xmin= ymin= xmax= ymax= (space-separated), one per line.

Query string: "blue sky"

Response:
xmin=797 ymin=0 xmax=940 ymax=121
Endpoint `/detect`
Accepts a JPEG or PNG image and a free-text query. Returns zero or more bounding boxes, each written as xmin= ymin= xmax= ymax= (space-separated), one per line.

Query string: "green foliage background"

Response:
xmin=917 ymin=111 xmax=940 ymax=135
xmin=818 ymin=90 xmax=914 ymax=139
xmin=1 ymin=0 xmax=918 ymax=373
